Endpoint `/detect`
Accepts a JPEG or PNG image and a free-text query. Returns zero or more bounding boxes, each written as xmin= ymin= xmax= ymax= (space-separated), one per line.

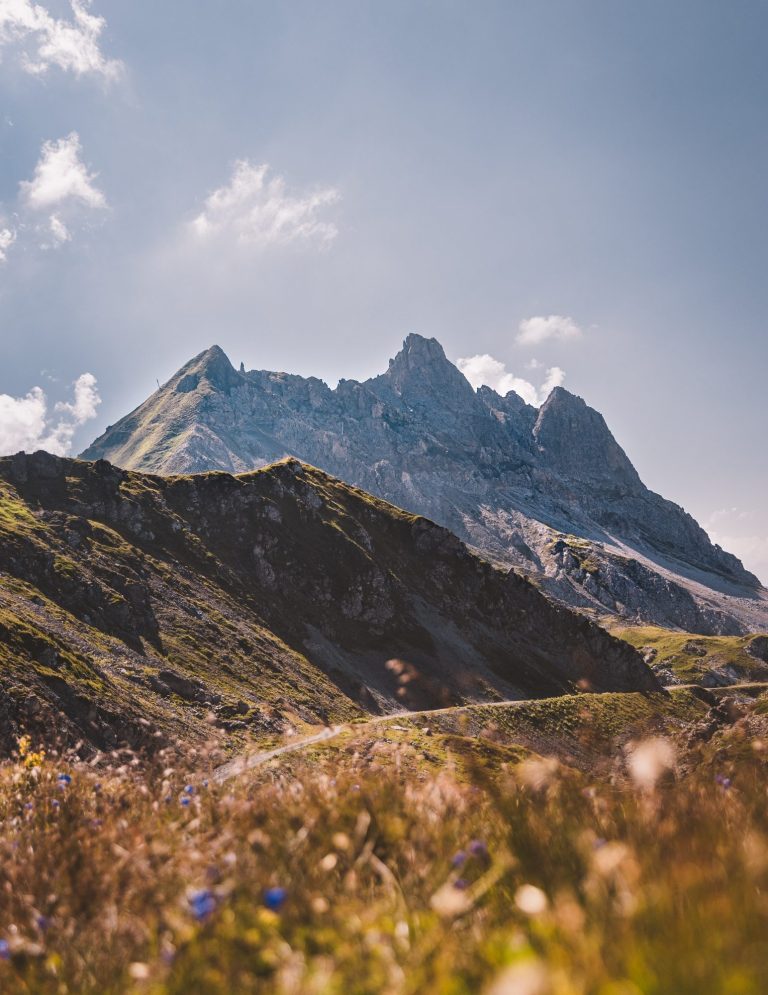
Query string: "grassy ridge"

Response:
xmin=612 ymin=624 xmax=768 ymax=684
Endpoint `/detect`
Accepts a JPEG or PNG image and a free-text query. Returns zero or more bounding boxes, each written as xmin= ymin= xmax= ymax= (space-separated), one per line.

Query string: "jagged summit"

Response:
xmin=174 ymin=344 xmax=241 ymax=393
xmin=534 ymin=386 xmax=641 ymax=488
xmin=81 ymin=334 xmax=767 ymax=634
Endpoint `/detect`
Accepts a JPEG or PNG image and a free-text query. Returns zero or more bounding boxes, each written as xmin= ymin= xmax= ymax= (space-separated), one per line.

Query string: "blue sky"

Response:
xmin=1 ymin=1 xmax=766 ymax=580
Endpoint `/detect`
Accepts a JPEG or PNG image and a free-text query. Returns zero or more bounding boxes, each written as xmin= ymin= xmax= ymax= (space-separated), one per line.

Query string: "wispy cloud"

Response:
xmin=0 ymin=226 xmax=15 ymax=262
xmin=517 ymin=314 xmax=582 ymax=346
xmin=456 ymin=353 xmax=565 ymax=406
xmin=17 ymin=132 xmax=107 ymax=249
xmin=0 ymin=0 xmax=122 ymax=80
xmin=0 ymin=372 xmax=101 ymax=456
xmin=191 ymin=161 xmax=340 ymax=250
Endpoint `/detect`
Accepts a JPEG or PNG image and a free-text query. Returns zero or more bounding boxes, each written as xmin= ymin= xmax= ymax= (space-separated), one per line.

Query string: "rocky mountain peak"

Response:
xmin=533 ymin=386 xmax=641 ymax=488
xmin=376 ymin=333 xmax=477 ymax=411
xmin=80 ymin=333 xmax=766 ymax=632
xmin=174 ymin=344 xmax=242 ymax=394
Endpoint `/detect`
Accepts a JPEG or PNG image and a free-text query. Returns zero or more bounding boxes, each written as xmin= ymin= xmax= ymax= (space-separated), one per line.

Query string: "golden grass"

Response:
xmin=0 ymin=714 xmax=767 ymax=994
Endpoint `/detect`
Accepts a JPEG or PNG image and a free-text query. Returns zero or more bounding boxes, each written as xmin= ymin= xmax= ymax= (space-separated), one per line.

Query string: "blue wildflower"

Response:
xmin=180 ymin=797 xmax=191 ymax=807
xmin=57 ymin=773 xmax=72 ymax=785
xmin=0 ymin=939 xmax=9 ymax=960
xmin=188 ymin=889 xmax=217 ymax=922
xmin=36 ymin=916 xmax=49 ymax=932
xmin=263 ymin=887 xmax=287 ymax=911
xmin=184 ymin=784 xmax=195 ymax=795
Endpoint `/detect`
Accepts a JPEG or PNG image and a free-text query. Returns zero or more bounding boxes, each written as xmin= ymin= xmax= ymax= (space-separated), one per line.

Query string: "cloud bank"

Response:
xmin=457 ymin=353 xmax=565 ymax=406
xmin=517 ymin=314 xmax=582 ymax=346
xmin=0 ymin=373 xmax=101 ymax=456
xmin=191 ymin=161 xmax=340 ymax=249
xmin=0 ymin=0 xmax=122 ymax=80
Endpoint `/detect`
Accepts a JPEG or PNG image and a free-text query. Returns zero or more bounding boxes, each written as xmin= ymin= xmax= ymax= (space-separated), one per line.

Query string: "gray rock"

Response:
xmin=81 ymin=336 xmax=768 ymax=635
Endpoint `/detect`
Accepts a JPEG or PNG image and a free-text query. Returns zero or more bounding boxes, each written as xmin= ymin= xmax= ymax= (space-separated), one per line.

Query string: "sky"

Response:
xmin=0 ymin=0 xmax=766 ymax=581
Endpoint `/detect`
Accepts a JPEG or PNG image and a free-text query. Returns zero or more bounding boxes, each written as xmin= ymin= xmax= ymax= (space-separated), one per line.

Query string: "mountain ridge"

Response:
xmin=82 ymin=335 xmax=767 ymax=636
xmin=0 ymin=449 xmax=655 ymax=753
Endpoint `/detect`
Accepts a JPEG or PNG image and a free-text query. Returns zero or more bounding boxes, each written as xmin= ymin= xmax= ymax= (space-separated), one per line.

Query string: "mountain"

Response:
xmin=0 ymin=450 xmax=654 ymax=754
xmin=81 ymin=335 xmax=768 ymax=636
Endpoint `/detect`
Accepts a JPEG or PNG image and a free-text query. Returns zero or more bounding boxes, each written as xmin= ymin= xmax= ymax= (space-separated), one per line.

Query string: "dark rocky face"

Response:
xmin=0 ymin=452 xmax=656 ymax=755
xmin=81 ymin=335 xmax=767 ymax=635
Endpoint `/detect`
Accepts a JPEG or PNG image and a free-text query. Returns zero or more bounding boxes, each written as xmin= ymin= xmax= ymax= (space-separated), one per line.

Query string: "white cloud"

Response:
xmin=0 ymin=226 xmax=15 ymax=261
xmin=0 ymin=372 xmax=101 ymax=456
xmin=456 ymin=353 xmax=566 ymax=406
xmin=0 ymin=0 xmax=122 ymax=80
xmin=21 ymin=132 xmax=107 ymax=211
xmin=48 ymin=213 xmax=70 ymax=243
xmin=191 ymin=161 xmax=340 ymax=249
xmin=16 ymin=132 xmax=107 ymax=249
xmin=517 ymin=314 xmax=582 ymax=346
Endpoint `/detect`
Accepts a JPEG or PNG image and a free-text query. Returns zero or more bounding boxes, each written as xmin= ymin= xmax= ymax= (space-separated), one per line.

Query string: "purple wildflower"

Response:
xmin=0 ymin=939 xmax=9 ymax=960
xmin=469 ymin=840 xmax=488 ymax=858
xmin=451 ymin=851 xmax=467 ymax=868
xmin=453 ymin=878 xmax=469 ymax=890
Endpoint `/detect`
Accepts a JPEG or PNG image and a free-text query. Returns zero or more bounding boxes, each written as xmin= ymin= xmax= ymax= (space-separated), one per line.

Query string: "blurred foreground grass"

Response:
xmin=1 ymin=702 xmax=768 ymax=994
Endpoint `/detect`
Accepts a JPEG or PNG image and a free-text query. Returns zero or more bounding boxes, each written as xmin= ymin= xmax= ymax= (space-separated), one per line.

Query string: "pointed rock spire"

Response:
xmin=533 ymin=387 xmax=640 ymax=486
xmin=172 ymin=345 xmax=242 ymax=394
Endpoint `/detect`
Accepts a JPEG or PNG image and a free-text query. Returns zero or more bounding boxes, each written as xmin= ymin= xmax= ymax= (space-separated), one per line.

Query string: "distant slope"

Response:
xmin=0 ymin=451 xmax=655 ymax=754
xmin=82 ymin=335 xmax=768 ymax=635
xmin=611 ymin=625 xmax=768 ymax=687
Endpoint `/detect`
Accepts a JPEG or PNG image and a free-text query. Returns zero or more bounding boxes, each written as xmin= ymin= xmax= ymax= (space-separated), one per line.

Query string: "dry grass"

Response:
xmin=1 ymin=716 xmax=768 ymax=995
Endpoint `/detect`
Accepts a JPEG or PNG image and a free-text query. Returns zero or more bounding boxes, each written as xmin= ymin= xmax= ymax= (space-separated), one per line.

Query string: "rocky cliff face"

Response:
xmin=82 ymin=336 xmax=768 ymax=635
xmin=0 ymin=451 xmax=654 ymax=754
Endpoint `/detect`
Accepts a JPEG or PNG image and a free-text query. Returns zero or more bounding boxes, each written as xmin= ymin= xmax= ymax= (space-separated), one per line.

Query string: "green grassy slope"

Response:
xmin=611 ymin=624 xmax=768 ymax=685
